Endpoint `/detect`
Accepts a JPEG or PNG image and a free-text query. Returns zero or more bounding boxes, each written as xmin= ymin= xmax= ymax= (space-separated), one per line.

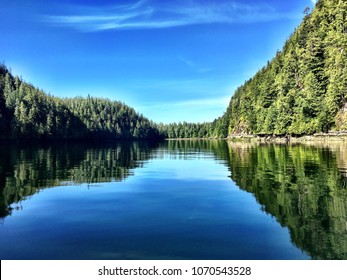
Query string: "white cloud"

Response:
xmin=310 ymin=0 xmax=317 ymax=5
xmin=179 ymin=57 xmax=212 ymax=74
xmin=43 ymin=0 xmax=299 ymax=32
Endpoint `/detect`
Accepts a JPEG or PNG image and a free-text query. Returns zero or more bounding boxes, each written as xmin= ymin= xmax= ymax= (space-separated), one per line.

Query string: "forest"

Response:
xmin=226 ymin=0 xmax=347 ymax=136
xmin=0 ymin=65 xmax=161 ymax=140
xmin=0 ymin=0 xmax=346 ymax=140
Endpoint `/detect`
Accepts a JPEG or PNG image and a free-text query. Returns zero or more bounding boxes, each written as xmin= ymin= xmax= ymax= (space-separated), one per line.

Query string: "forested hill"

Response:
xmin=224 ymin=0 xmax=347 ymax=136
xmin=0 ymin=65 xmax=161 ymax=140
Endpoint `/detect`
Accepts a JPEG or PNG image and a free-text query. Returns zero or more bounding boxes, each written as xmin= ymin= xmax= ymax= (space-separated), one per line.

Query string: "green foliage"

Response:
xmin=224 ymin=0 xmax=347 ymax=136
xmin=158 ymin=114 xmax=230 ymax=139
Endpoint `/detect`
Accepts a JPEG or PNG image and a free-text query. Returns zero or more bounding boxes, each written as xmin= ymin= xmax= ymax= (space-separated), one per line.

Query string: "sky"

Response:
xmin=0 ymin=0 xmax=316 ymax=124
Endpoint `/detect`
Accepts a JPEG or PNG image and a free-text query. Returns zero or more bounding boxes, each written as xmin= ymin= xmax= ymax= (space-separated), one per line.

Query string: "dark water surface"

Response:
xmin=0 ymin=140 xmax=346 ymax=260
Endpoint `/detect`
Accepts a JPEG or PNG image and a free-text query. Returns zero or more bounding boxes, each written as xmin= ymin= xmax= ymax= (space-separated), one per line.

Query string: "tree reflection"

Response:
xmin=0 ymin=141 xmax=156 ymax=217
xmin=0 ymin=140 xmax=346 ymax=259
xmin=223 ymin=142 xmax=347 ymax=260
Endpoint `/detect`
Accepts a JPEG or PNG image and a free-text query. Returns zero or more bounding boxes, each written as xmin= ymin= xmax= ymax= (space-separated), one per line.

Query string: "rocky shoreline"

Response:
xmin=227 ymin=131 xmax=347 ymax=143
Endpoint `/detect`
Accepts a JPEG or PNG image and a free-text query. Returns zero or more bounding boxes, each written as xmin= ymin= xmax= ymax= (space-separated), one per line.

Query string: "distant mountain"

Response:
xmin=0 ymin=65 xmax=161 ymax=140
xmin=224 ymin=0 xmax=347 ymax=136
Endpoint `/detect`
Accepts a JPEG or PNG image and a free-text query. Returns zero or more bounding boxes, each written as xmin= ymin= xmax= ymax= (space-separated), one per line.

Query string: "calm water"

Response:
xmin=0 ymin=140 xmax=346 ymax=260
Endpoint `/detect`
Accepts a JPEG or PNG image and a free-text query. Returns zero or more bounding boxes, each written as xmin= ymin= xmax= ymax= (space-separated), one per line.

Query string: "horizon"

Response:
xmin=1 ymin=0 xmax=316 ymax=124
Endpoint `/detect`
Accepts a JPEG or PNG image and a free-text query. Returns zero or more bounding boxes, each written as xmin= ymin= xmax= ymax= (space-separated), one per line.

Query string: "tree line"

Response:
xmin=156 ymin=115 xmax=229 ymax=139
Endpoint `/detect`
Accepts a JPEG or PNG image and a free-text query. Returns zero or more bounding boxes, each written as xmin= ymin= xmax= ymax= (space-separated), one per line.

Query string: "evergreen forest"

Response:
xmin=225 ymin=0 xmax=347 ymax=136
xmin=0 ymin=65 xmax=161 ymax=140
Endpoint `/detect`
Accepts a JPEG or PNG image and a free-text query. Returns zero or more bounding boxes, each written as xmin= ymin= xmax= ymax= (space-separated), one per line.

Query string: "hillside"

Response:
xmin=0 ymin=65 xmax=161 ymax=140
xmin=225 ymin=0 xmax=347 ymax=136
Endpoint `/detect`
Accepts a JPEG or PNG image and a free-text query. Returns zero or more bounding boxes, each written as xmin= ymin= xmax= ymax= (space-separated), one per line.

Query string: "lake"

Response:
xmin=0 ymin=140 xmax=346 ymax=260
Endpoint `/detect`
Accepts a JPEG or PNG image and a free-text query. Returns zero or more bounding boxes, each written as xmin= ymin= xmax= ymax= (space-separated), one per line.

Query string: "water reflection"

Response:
xmin=0 ymin=140 xmax=346 ymax=259
xmin=0 ymin=141 xmax=156 ymax=218
xmin=223 ymin=141 xmax=347 ymax=260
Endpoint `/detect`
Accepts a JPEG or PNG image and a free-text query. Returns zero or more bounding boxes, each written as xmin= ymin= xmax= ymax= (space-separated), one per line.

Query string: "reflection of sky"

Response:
xmin=0 ymin=151 xmax=308 ymax=259
xmin=0 ymin=0 xmax=313 ymax=123
xmin=133 ymin=155 xmax=230 ymax=181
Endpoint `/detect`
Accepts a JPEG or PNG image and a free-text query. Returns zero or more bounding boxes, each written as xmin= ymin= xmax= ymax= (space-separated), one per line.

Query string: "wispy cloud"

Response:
xmin=310 ymin=0 xmax=317 ymax=5
xmin=43 ymin=0 xmax=299 ymax=32
xmin=179 ymin=57 xmax=212 ymax=74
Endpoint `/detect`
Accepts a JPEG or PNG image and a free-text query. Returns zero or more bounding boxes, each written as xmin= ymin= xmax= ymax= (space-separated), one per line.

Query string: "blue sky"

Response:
xmin=0 ymin=0 xmax=316 ymax=123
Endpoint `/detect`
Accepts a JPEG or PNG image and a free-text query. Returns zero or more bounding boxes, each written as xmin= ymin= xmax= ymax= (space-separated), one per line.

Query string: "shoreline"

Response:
xmin=227 ymin=132 xmax=347 ymax=143
xmin=165 ymin=132 xmax=347 ymax=143
xmin=1 ymin=133 xmax=347 ymax=144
